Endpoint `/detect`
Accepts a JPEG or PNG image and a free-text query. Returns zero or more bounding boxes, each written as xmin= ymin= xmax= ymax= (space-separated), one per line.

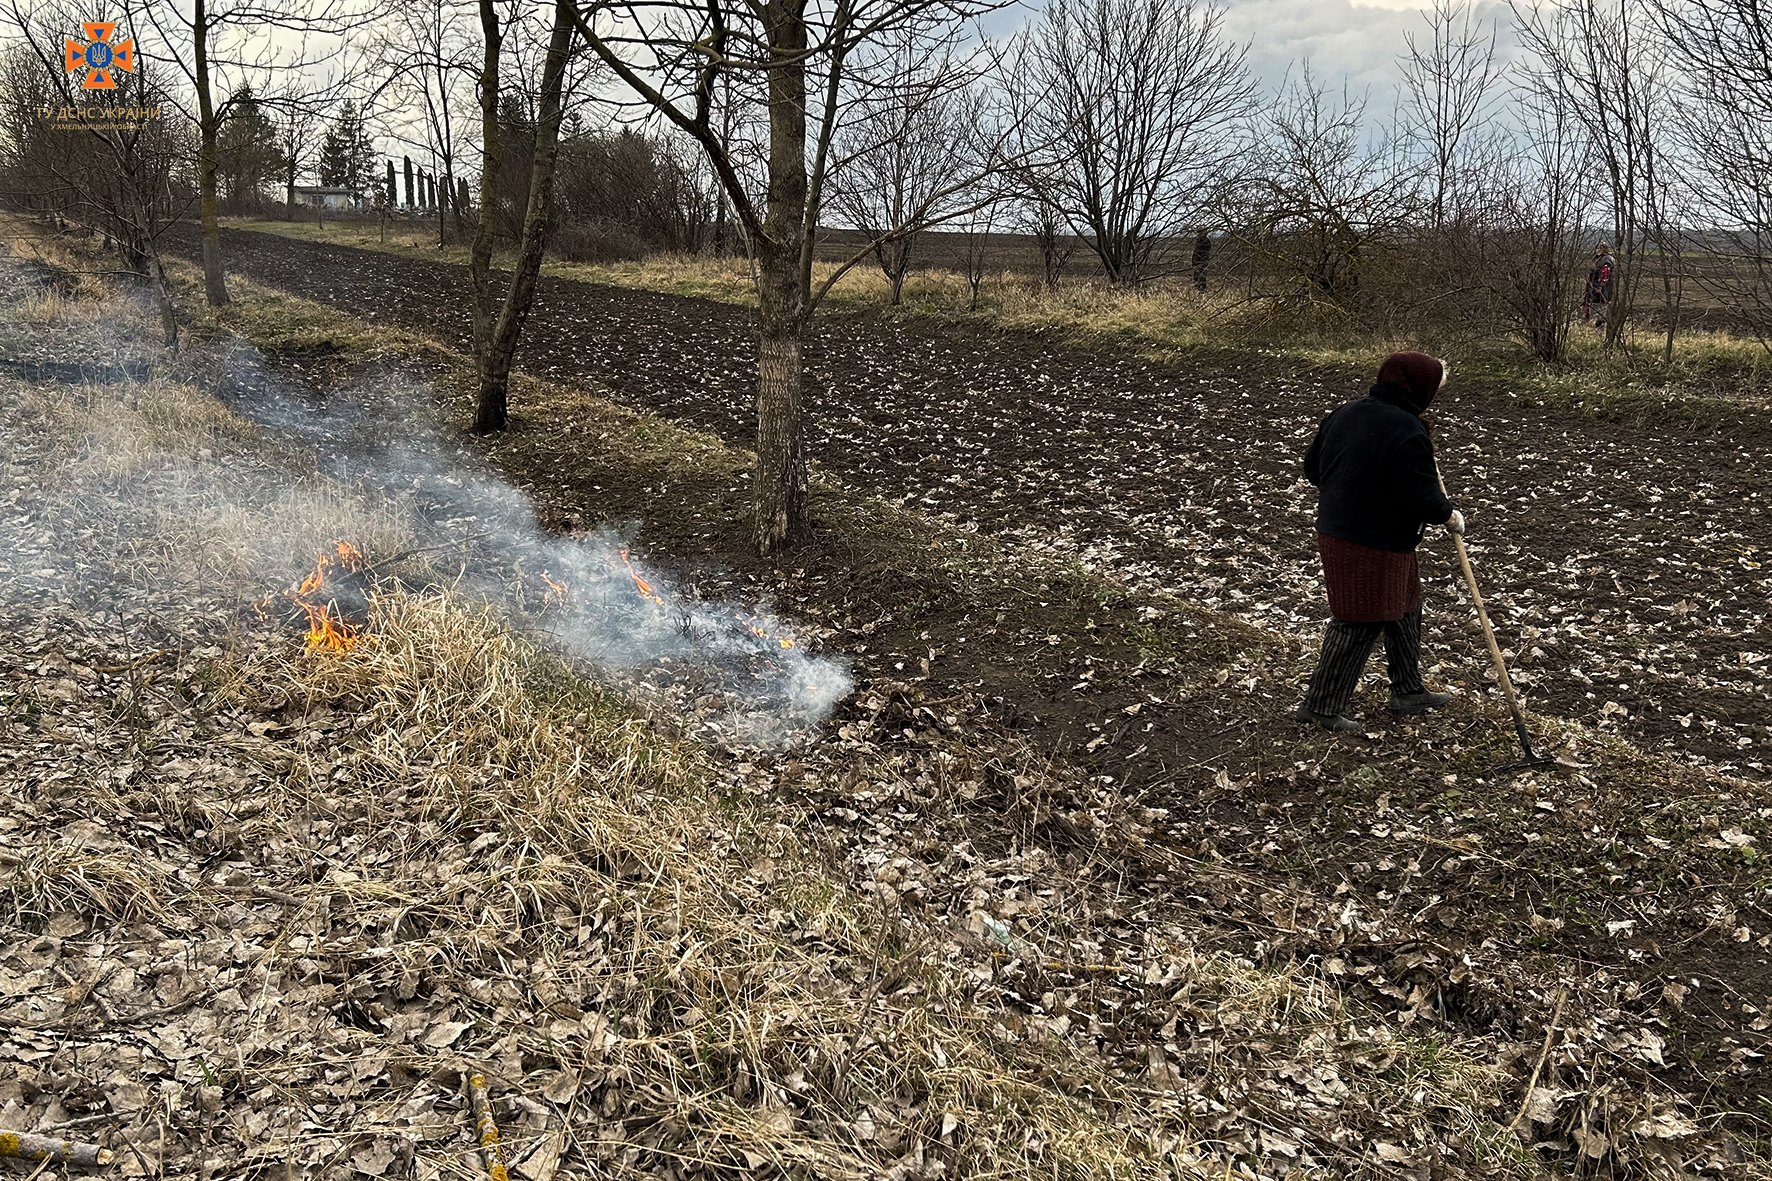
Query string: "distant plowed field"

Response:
xmin=168 ymin=223 xmax=1772 ymax=778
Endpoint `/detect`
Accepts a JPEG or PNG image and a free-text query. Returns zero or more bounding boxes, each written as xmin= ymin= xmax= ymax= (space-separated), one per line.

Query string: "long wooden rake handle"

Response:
xmin=1435 ymin=467 xmax=1533 ymax=738
xmin=1448 ymin=531 xmax=1531 ymax=733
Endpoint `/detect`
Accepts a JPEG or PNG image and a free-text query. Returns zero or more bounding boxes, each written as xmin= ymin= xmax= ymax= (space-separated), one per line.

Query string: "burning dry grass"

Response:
xmin=33 ymin=374 xmax=412 ymax=598
xmin=5 ymin=281 xmax=410 ymax=602
xmin=0 ymin=255 xmax=1162 ymax=1170
xmin=0 ymin=255 xmax=1170 ymax=1175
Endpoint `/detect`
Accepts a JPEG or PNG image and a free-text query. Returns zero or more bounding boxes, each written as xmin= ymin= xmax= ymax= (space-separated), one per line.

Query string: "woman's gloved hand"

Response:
xmin=1445 ymin=509 xmax=1466 ymax=535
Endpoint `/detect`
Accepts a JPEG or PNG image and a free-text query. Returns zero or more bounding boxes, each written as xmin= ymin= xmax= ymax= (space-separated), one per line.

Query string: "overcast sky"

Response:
xmin=979 ymin=0 xmax=1519 ymax=110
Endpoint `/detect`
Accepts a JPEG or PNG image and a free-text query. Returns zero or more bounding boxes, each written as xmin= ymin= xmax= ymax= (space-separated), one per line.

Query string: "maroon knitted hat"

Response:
xmin=1375 ymin=351 xmax=1445 ymax=410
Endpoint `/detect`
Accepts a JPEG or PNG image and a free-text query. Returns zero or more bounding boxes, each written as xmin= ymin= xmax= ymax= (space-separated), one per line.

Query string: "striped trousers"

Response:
xmin=1303 ymin=609 xmax=1425 ymax=716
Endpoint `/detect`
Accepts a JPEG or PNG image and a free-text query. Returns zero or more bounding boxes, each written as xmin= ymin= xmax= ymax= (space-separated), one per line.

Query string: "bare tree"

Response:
xmin=1021 ymin=196 xmax=1073 ymax=291
xmin=1513 ymin=0 xmax=1678 ymax=356
xmin=1657 ymin=0 xmax=1772 ymax=354
xmin=381 ymin=0 xmax=477 ymax=245
xmin=467 ymin=0 xmax=573 ymax=434
xmin=704 ymin=67 xmax=761 ymax=258
xmin=828 ymin=20 xmax=991 ymax=306
xmin=1241 ymin=67 xmax=1419 ymax=308
xmin=959 ymin=198 xmax=999 ymax=311
xmin=276 ymin=101 xmax=321 ymax=220
xmin=572 ymin=0 xmax=1010 ymax=555
xmin=1400 ymin=0 xmax=1505 ymax=231
xmin=0 ymin=3 xmax=190 ymax=347
xmin=133 ymin=0 xmax=375 ymax=307
xmin=1005 ymin=0 xmax=1252 ymax=285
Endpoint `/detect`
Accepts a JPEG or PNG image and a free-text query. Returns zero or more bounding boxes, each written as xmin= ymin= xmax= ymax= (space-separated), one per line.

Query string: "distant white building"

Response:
xmin=293 ymin=186 xmax=357 ymax=212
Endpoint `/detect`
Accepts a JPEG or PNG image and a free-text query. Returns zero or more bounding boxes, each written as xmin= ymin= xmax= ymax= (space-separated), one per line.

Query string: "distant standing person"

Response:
xmin=1296 ymin=352 xmax=1465 ymax=732
xmin=1191 ymin=227 xmax=1213 ymax=293
xmin=1584 ymin=242 xmax=1616 ymax=327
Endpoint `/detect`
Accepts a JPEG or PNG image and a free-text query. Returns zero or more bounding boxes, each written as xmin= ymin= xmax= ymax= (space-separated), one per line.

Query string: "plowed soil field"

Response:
xmin=167 ymin=224 xmax=1772 ymax=780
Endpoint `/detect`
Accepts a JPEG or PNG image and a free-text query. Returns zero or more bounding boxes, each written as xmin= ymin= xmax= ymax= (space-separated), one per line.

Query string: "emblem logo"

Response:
xmin=64 ymin=22 xmax=135 ymax=91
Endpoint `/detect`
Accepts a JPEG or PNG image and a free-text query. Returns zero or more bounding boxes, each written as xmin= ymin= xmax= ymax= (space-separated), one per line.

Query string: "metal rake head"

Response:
xmin=1492 ymin=720 xmax=1562 ymax=776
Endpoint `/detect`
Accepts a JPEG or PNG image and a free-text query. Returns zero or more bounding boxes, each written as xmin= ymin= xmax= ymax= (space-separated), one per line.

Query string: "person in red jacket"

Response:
xmin=1584 ymin=243 xmax=1616 ymax=327
xmin=1296 ymin=351 xmax=1465 ymax=732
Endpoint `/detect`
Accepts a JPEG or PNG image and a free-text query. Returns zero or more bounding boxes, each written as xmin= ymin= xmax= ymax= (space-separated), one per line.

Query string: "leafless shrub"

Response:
xmin=1482 ymin=91 xmax=1601 ymax=363
xmin=549 ymin=218 xmax=647 ymax=264
xmin=1020 ymin=196 xmax=1075 ymax=292
xmin=1004 ymin=0 xmax=1252 ymax=285
xmin=1236 ymin=68 xmax=1419 ymax=318
xmin=1657 ymin=0 xmax=1772 ymax=354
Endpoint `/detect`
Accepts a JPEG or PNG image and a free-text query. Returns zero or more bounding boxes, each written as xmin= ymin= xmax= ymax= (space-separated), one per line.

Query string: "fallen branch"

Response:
xmin=1507 ymin=986 xmax=1570 ymax=1134
xmin=360 ymin=531 xmax=497 ymax=580
xmin=0 ymin=1129 xmax=115 ymax=1167
xmin=464 ymin=1072 xmax=510 ymax=1181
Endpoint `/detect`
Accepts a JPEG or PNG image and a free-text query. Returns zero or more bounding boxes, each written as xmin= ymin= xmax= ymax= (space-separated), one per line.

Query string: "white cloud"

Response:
xmin=1219 ymin=0 xmax=1422 ymax=98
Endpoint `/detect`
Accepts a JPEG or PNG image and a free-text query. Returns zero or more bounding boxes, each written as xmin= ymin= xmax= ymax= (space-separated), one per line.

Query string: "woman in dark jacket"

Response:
xmin=1296 ymin=351 xmax=1466 ymax=732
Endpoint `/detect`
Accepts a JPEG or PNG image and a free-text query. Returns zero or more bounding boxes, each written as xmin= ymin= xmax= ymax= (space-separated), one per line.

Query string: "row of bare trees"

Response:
xmin=1 ymin=0 xmax=1768 ymax=556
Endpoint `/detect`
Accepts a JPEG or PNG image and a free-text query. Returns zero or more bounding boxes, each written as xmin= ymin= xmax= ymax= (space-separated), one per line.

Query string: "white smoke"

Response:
xmin=0 ymin=258 xmax=852 ymax=748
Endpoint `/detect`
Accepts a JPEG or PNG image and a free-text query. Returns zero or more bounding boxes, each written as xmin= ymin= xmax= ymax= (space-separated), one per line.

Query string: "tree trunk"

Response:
xmin=755 ymin=248 xmax=808 ymax=556
xmin=753 ymin=0 xmax=812 ymax=556
xmin=150 ymin=252 xmax=179 ymax=353
xmin=473 ymin=0 xmax=572 ymax=435
xmin=192 ymin=0 xmax=228 ymax=307
xmin=440 ymin=164 xmax=456 ymax=246
xmin=1657 ymin=225 xmax=1680 ymax=365
xmin=285 ymin=158 xmax=296 ymax=221
xmin=467 ymin=0 xmax=503 ymax=418
xmin=451 ymin=174 xmax=469 ymax=241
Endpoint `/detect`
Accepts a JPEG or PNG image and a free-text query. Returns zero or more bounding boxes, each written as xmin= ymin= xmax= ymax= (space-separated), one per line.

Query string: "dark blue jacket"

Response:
xmin=1303 ymin=382 xmax=1455 ymax=553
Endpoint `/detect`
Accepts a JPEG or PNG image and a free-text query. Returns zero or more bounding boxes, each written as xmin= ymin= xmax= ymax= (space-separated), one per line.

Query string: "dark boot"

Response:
xmin=1294 ymin=705 xmax=1364 ymax=733
xmin=1388 ymin=690 xmax=1453 ymax=715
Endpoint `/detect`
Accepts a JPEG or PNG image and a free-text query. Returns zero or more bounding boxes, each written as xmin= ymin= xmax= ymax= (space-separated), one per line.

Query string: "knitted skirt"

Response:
xmin=1318 ymin=534 xmax=1421 ymax=623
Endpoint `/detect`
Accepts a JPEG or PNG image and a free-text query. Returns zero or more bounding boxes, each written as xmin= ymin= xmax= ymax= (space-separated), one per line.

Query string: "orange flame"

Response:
xmin=618 ymin=547 xmax=666 ymax=608
xmin=617 ymin=546 xmax=797 ymax=652
xmin=289 ymin=541 xmax=367 ymax=654
xmin=540 ymin=571 xmax=571 ymax=609
xmin=749 ymin=623 xmax=796 ymax=650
